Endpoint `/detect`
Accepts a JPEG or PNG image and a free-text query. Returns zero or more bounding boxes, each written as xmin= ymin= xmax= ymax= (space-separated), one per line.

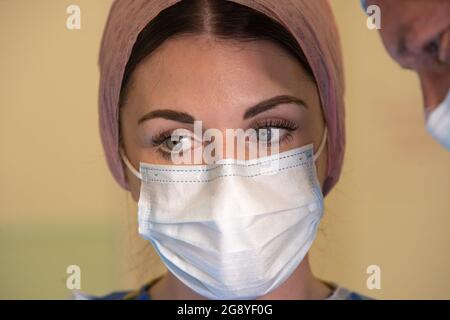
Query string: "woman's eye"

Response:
xmin=255 ymin=128 xmax=287 ymax=145
xmin=160 ymin=134 xmax=193 ymax=153
xmin=162 ymin=136 xmax=188 ymax=152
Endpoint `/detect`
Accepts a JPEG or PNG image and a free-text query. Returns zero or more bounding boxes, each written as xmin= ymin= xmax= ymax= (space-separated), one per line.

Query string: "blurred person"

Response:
xmin=362 ymin=0 xmax=450 ymax=150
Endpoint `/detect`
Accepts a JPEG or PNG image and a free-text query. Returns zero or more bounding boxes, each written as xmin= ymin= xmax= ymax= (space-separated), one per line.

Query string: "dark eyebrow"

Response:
xmin=138 ymin=95 xmax=306 ymax=125
xmin=138 ymin=109 xmax=195 ymax=125
xmin=243 ymin=95 xmax=307 ymax=120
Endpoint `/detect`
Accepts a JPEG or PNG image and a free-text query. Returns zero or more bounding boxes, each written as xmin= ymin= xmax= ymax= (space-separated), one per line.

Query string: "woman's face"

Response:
xmin=120 ymin=35 xmax=327 ymax=201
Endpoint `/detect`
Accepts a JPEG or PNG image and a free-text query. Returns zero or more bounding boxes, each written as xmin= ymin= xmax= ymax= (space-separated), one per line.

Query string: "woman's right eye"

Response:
xmin=160 ymin=135 xmax=193 ymax=153
xmin=153 ymin=128 xmax=201 ymax=156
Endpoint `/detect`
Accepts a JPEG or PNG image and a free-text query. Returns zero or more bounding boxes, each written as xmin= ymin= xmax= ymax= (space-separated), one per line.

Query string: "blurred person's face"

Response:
xmin=119 ymin=35 xmax=327 ymax=202
xmin=366 ymin=0 xmax=450 ymax=150
xmin=367 ymin=0 xmax=450 ymax=109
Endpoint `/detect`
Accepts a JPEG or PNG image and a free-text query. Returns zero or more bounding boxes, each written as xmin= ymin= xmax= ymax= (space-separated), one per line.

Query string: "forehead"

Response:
xmin=128 ymin=35 xmax=315 ymax=109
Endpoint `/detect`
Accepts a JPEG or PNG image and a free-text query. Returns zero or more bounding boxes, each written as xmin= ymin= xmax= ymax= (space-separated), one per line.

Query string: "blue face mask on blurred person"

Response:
xmin=426 ymin=90 xmax=450 ymax=151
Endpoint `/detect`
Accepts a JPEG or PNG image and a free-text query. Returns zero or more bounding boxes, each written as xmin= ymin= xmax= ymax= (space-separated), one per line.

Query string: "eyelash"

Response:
xmin=152 ymin=129 xmax=176 ymax=147
xmin=252 ymin=118 xmax=298 ymax=132
xmin=151 ymin=118 xmax=299 ymax=159
xmin=151 ymin=129 xmax=179 ymax=160
xmin=252 ymin=118 xmax=298 ymax=143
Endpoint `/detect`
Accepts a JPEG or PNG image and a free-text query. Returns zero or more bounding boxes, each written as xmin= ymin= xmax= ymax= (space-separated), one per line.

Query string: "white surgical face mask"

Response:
xmin=426 ymin=89 xmax=450 ymax=151
xmin=120 ymin=128 xmax=327 ymax=300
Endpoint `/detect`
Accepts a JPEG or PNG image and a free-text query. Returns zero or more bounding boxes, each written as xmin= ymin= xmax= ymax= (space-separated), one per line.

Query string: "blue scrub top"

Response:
xmin=73 ymin=277 xmax=373 ymax=300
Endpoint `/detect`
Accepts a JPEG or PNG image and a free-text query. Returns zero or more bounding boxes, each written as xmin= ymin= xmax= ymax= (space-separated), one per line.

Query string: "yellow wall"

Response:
xmin=1 ymin=0 xmax=449 ymax=299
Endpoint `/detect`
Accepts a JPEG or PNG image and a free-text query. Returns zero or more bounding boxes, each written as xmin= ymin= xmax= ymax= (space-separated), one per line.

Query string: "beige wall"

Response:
xmin=0 ymin=0 xmax=449 ymax=299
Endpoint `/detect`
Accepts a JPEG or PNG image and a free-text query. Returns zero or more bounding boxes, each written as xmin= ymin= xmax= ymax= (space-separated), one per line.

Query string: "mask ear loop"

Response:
xmin=119 ymin=148 xmax=142 ymax=180
xmin=313 ymin=127 xmax=328 ymax=162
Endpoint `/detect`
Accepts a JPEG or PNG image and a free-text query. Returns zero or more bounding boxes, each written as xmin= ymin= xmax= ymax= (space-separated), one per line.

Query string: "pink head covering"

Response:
xmin=99 ymin=0 xmax=345 ymax=196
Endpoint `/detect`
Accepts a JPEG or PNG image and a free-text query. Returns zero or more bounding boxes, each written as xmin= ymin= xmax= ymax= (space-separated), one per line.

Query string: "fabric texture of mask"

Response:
xmin=121 ymin=130 xmax=327 ymax=300
xmin=426 ymin=90 xmax=450 ymax=151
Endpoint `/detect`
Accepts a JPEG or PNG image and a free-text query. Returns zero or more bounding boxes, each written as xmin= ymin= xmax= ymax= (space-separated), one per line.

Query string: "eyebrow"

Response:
xmin=243 ymin=95 xmax=307 ymax=120
xmin=137 ymin=95 xmax=307 ymax=125
xmin=138 ymin=109 xmax=195 ymax=125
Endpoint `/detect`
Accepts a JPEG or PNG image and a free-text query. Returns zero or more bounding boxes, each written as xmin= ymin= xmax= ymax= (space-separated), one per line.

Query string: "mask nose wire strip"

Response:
xmin=119 ymin=148 xmax=142 ymax=180
xmin=120 ymin=126 xmax=328 ymax=180
xmin=313 ymin=127 xmax=328 ymax=162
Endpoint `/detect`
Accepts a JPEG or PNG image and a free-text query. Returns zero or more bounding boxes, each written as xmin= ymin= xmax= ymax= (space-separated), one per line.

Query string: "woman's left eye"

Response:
xmin=255 ymin=127 xmax=289 ymax=145
xmin=251 ymin=119 xmax=298 ymax=146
